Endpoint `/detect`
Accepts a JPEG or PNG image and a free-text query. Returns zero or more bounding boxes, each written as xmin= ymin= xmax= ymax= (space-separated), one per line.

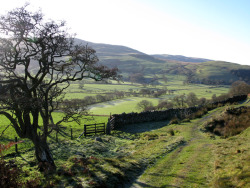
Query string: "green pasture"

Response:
xmin=85 ymin=83 xmax=229 ymax=116
xmin=0 ymin=113 xmax=109 ymax=155
xmin=64 ymin=92 xmax=97 ymax=100
xmin=63 ymin=77 xmax=229 ymax=101
xmin=61 ymin=80 xmax=230 ymax=115
xmin=170 ymin=85 xmax=229 ymax=98
xmin=89 ymin=97 xmax=160 ymax=115
xmin=0 ymin=79 xmax=231 ymax=153
xmin=81 ymin=83 xmax=143 ymax=92
xmin=0 ymin=96 xmax=249 ymax=187
xmin=64 ymin=83 xmax=145 ymax=99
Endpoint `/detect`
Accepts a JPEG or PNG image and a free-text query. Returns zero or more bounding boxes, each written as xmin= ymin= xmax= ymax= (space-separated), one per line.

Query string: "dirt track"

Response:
xmin=130 ymin=109 xmax=222 ymax=188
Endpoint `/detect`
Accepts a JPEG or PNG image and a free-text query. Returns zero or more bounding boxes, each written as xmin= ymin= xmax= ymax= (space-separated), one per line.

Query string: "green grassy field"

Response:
xmin=2 ymin=74 xmax=249 ymax=187
xmin=62 ymin=80 xmax=230 ymax=115
xmin=89 ymin=97 xmax=160 ymax=115
xmin=0 ymin=114 xmax=109 ymax=155
xmin=1 ymin=36 xmax=250 ymax=187
xmin=132 ymin=101 xmax=250 ymax=188
xmin=1 ymin=101 xmax=249 ymax=187
xmin=0 ymin=80 xmax=230 ymax=154
xmin=86 ymin=84 xmax=228 ymax=115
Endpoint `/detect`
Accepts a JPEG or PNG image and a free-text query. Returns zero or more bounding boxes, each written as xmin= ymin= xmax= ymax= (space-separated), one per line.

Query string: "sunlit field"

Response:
xmin=88 ymin=97 xmax=160 ymax=115
xmin=62 ymin=80 xmax=229 ymax=115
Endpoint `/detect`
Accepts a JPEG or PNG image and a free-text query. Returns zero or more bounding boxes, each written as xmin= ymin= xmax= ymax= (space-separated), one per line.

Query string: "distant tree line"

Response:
xmin=72 ymin=80 xmax=250 ymax=112
xmin=128 ymin=72 xmax=167 ymax=86
xmin=137 ymin=89 xmax=167 ymax=97
xmin=231 ymin=69 xmax=250 ymax=84
xmin=64 ymin=91 xmax=126 ymax=107
xmin=136 ymin=81 xmax=250 ymax=112
xmin=65 ymin=80 xmax=250 ymax=113
xmin=65 ymin=88 xmax=169 ymax=109
xmin=136 ymin=92 xmax=203 ymax=112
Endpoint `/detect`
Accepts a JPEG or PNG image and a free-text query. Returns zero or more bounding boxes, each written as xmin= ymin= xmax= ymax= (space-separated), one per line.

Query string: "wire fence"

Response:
xmin=1 ymin=125 xmax=107 ymax=157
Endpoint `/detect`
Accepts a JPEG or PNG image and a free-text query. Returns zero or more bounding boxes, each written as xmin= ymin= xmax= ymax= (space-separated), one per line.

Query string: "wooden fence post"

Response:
xmin=84 ymin=124 xmax=86 ymax=137
xmin=15 ymin=137 xmax=18 ymax=153
xmin=71 ymin=128 xmax=73 ymax=140
xmin=56 ymin=130 xmax=58 ymax=142
xmin=106 ymin=121 xmax=111 ymax=135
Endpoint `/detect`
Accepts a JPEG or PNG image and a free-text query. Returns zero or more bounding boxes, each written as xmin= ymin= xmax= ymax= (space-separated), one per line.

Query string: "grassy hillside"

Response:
xmin=24 ymin=38 xmax=250 ymax=85
xmin=189 ymin=61 xmax=250 ymax=82
xmin=152 ymin=54 xmax=213 ymax=63
xmin=1 ymin=99 xmax=249 ymax=187
xmin=76 ymin=39 xmax=250 ymax=84
xmin=1 ymin=38 xmax=250 ymax=187
xmin=133 ymin=101 xmax=250 ymax=188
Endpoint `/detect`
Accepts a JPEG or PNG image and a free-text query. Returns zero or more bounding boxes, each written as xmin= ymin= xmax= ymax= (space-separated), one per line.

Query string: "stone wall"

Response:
xmin=109 ymin=95 xmax=247 ymax=130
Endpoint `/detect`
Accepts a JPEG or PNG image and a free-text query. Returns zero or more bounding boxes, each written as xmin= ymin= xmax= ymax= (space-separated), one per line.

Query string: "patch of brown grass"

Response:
xmin=204 ymin=106 xmax=250 ymax=137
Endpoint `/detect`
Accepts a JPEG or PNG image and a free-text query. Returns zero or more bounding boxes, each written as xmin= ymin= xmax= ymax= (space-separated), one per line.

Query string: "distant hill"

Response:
xmin=151 ymin=54 xmax=212 ymax=63
xmin=75 ymin=39 xmax=250 ymax=84
xmin=75 ymin=38 xmax=168 ymax=75
xmin=75 ymin=39 xmax=143 ymax=56
xmin=185 ymin=61 xmax=250 ymax=84
xmin=75 ymin=39 xmax=165 ymax=63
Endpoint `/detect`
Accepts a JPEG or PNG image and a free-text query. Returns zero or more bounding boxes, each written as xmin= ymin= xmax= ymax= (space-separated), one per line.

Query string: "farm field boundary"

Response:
xmin=109 ymin=95 xmax=247 ymax=130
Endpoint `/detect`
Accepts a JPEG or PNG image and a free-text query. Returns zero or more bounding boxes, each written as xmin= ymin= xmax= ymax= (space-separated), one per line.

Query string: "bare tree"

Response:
xmin=0 ymin=6 xmax=119 ymax=170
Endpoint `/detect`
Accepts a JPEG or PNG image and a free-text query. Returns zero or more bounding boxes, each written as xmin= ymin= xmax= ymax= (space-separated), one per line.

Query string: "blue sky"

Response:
xmin=0 ymin=0 xmax=250 ymax=65
xmin=144 ymin=0 xmax=250 ymax=44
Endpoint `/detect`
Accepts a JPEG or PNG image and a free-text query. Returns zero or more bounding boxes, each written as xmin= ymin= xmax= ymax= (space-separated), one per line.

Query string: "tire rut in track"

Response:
xmin=131 ymin=108 xmax=222 ymax=187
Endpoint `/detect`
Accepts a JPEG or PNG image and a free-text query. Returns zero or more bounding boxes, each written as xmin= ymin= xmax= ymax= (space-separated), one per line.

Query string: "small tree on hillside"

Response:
xmin=198 ymin=97 xmax=207 ymax=106
xmin=229 ymin=81 xmax=250 ymax=96
xmin=173 ymin=94 xmax=186 ymax=107
xmin=212 ymin=94 xmax=217 ymax=102
xmin=129 ymin=73 xmax=145 ymax=84
xmin=136 ymin=100 xmax=154 ymax=112
xmin=0 ymin=6 xmax=119 ymax=170
xmin=157 ymin=100 xmax=173 ymax=110
xmin=186 ymin=92 xmax=198 ymax=107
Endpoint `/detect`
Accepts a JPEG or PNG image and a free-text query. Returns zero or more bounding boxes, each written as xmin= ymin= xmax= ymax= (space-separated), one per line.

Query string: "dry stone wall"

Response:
xmin=109 ymin=95 xmax=247 ymax=130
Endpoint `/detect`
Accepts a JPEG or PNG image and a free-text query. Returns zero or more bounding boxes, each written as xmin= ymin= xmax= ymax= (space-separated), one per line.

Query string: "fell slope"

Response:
xmin=1 ymin=100 xmax=249 ymax=187
xmin=22 ymin=38 xmax=250 ymax=84
xmin=152 ymin=54 xmax=213 ymax=63
xmin=132 ymin=102 xmax=250 ymax=188
xmin=76 ymin=38 xmax=250 ymax=84
xmin=75 ymin=38 xmax=168 ymax=75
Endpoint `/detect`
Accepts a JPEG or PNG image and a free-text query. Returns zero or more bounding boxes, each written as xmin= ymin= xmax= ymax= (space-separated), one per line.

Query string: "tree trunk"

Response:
xmin=32 ymin=137 xmax=56 ymax=172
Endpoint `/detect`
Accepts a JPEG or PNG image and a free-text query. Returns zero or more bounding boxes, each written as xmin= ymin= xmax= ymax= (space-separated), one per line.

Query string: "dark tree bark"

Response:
xmin=0 ymin=5 xmax=120 ymax=171
xmin=33 ymin=136 xmax=56 ymax=171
